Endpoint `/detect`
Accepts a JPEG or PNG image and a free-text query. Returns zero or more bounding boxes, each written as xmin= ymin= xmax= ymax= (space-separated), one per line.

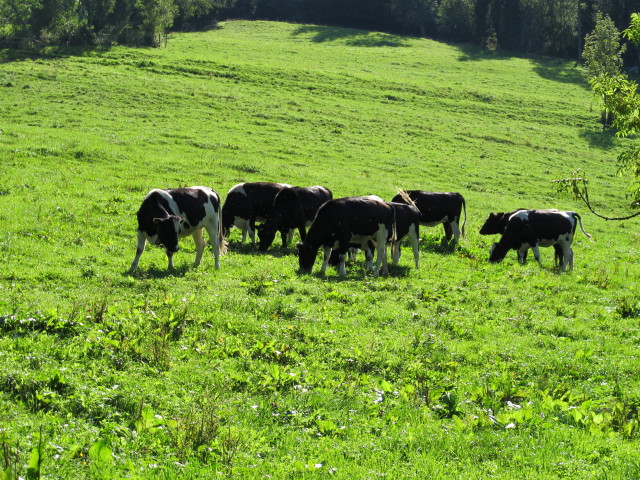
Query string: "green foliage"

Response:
xmin=582 ymin=12 xmax=626 ymax=124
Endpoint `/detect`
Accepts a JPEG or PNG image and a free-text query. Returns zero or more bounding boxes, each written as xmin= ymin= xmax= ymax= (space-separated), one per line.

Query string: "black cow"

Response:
xmin=221 ymin=182 xmax=291 ymax=244
xmin=480 ymin=209 xmax=563 ymax=265
xmin=129 ymin=186 xmax=227 ymax=272
xmin=256 ymin=186 xmax=332 ymax=251
xmin=488 ymin=209 xmax=592 ymax=272
xmin=297 ymin=196 xmax=394 ymax=276
xmin=387 ymin=201 xmax=421 ymax=268
xmin=391 ymin=191 xmax=466 ymax=244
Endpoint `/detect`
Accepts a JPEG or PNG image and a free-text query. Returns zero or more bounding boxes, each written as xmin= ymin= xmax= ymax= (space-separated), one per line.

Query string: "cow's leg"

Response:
xmin=247 ymin=220 xmax=256 ymax=244
xmin=204 ymin=221 xmax=221 ymax=269
xmin=240 ymin=227 xmax=248 ymax=243
xmin=568 ymin=248 xmax=574 ymax=271
xmin=364 ymin=247 xmax=374 ymax=271
xmin=443 ymin=222 xmax=453 ymax=243
xmin=531 ymin=245 xmax=542 ymax=267
xmin=192 ymin=228 xmax=206 ymax=267
xmin=374 ymin=226 xmax=389 ymax=276
xmin=286 ymin=229 xmax=295 ymax=247
xmin=320 ymin=246 xmax=332 ymax=274
xmin=517 ymin=248 xmax=527 ymax=265
xmin=408 ymin=223 xmax=420 ymax=269
xmin=449 ymin=220 xmax=461 ymax=245
xmin=129 ymin=231 xmax=147 ymax=272
xmin=338 ymin=253 xmax=348 ymax=276
xmin=553 ymin=244 xmax=563 ymax=267
xmin=298 ymin=226 xmax=307 ymax=242
xmin=391 ymin=241 xmax=401 ymax=265
xmin=560 ymin=243 xmax=572 ymax=272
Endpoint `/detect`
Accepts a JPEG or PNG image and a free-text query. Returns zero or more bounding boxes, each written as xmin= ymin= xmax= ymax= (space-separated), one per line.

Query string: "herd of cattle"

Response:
xmin=128 ymin=182 xmax=592 ymax=275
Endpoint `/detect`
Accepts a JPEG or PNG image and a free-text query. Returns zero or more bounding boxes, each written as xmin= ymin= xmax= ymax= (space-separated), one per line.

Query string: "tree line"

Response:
xmin=0 ymin=0 xmax=638 ymax=63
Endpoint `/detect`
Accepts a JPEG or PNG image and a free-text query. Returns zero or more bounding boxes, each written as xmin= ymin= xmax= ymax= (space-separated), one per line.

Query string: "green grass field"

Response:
xmin=1 ymin=20 xmax=640 ymax=479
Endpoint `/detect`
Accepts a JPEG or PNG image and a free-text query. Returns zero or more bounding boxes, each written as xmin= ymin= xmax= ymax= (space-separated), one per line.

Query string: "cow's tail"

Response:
xmin=574 ymin=212 xmax=593 ymax=241
xmin=396 ymin=188 xmax=418 ymax=209
xmin=460 ymin=196 xmax=467 ymax=238
xmin=390 ymin=205 xmax=398 ymax=244
xmin=218 ymin=202 xmax=228 ymax=255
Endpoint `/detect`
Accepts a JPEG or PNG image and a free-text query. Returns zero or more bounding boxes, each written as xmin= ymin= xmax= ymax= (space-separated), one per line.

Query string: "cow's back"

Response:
xmin=296 ymin=186 xmax=332 ymax=221
xmin=165 ymin=187 xmax=219 ymax=228
xmin=306 ymin=196 xmax=392 ymax=247
xmin=222 ymin=182 xmax=289 ymax=228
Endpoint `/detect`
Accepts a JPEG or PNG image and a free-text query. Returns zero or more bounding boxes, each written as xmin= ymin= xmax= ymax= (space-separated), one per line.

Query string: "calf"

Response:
xmin=257 ymin=186 xmax=332 ymax=251
xmin=387 ymin=201 xmax=421 ymax=268
xmin=129 ymin=186 xmax=227 ymax=272
xmin=488 ymin=210 xmax=592 ymax=272
xmin=297 ymin=196 xmax=394 ymax=276
xmin=480 ymin=209 xmax=563 ymax=265
xmin=391 ymin=190 xmax=466 ymax=244
xmin=221 ymin=182 xmax=291 ymax=244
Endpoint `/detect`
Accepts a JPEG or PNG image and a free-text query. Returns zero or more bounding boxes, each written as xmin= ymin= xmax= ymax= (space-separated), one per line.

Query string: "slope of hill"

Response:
xmin=0 ymin=20 xmax=639 ymax=479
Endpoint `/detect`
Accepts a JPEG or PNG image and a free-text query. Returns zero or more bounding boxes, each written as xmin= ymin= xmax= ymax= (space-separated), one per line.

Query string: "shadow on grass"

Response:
xmin=0 ymin=44 xmax=114 ymax=64
xmin=291 ymin=25 xmax=410 ymax=47
xmin=295 ymin=260 xmax=414 ymax=280
xmin=126 ymin=264 xmax=191 ymax=279
xmin=453 ymin=43 xmax=587 ymax=87
xmin=578 ymin=126 xmax=618 ymax=150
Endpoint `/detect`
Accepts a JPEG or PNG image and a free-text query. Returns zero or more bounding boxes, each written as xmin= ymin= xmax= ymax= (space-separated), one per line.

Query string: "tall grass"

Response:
xmin=0 ymin=20 xmax=639 ymax=479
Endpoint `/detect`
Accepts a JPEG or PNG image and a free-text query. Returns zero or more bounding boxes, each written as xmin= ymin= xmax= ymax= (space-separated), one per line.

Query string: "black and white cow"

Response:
xmin=326 ymin=202 xmax=420 ymax=271
xmin=129 ymin=186 xmax=227 ymax=272
xmin=391 ymin=190 xmax=466 ymax=244
xmin=387 ymin=201 xmax=421 ymax=268
xmin=480 ymin=209 xmax=563 ymax=265
xmin=488 ymin=209 xmax=592 ymax=272
xmin=256 ymin=186 xmax=332 ymax=251
xmin=221 ymin=182 xmax=291 ymax=244
xmin=297 ymin=196 xmax=394 ymax=276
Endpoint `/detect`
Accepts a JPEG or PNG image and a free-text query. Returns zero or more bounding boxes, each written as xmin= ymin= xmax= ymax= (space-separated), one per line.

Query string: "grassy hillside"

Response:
xmin=1 ymin=20 xmax=639 ymax=479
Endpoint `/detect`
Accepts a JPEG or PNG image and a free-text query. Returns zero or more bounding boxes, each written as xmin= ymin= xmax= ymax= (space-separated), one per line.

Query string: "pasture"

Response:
xmin=1 ymin=20 xmax=640 ymax=479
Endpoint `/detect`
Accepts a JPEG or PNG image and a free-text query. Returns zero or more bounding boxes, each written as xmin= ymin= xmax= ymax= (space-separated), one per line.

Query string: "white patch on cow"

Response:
xmin=510 ymin=210 xmax=530 ymax=222
xmin=228 ymin=183 xmax=247 ymax=196
xmin=320 ymin=246 xmax=332 ymax=274
xmin=374 ymin=224 xmax=389 ymax=276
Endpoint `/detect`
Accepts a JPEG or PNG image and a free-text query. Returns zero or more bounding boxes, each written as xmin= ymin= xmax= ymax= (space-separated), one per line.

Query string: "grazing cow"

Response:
xmin=297 ymin=196 xmax=394 ymax=276
xmin=480 ymin=209 xmax=563 ymax=265
xmin=257 ymin=186 xmax=332 ymax=251
xmin=387 ymin=201 xmax=421 ymax=268
xmin=488 ymin=209 xmax=592 ymax=271
xmin=221 ymin=182 xmax=291 ymax=244
xmin=129 ymin=186 xmax=227 ymax=272
xmin=391 ymin=190 xmax=466 ymax=244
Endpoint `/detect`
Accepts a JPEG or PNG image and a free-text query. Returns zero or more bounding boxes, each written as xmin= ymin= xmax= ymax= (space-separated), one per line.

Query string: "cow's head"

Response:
xmin=479 ymin=213 xmax=504 ymax=235
xmin=297 ymin=241 xmax=317 ymax=273
xmin=488 ymin=242 xmax=508 ymax=263
xmin=256 ymin=224 xmax=276 ymax=251
xmin=153 ymin=215 xmax=184 ymax=253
